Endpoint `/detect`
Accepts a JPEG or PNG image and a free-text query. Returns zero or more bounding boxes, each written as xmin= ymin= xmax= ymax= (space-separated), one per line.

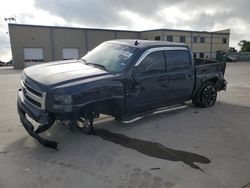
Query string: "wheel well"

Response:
xmin=79 ymin=99 xmax=122 ymax=119
xmin=206 ymin=77 xmax=219 ymax=84
xmin=193 ymin=78 xmax=218 ymax=98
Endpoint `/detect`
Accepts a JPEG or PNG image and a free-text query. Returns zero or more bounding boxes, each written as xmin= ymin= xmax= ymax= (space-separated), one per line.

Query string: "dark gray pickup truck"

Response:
xmin=17 ymin=40 xmax=227 ymax=149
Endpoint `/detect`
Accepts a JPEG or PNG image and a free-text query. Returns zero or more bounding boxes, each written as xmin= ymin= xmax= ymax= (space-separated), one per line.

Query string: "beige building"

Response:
xmin=8 ymin=24 xmax=230 ymax=69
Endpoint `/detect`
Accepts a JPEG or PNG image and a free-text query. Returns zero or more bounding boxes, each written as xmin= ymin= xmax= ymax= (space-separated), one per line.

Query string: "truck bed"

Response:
xmin=194 ymin=58 xmax=226 ymax=75
xmin=192 ymin=58 xmax=226 ymax=96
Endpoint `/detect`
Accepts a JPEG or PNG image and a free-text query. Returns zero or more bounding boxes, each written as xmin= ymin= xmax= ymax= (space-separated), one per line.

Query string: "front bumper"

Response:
xmin=17 ymin=88 xmax=51 ymax=124
xmin=17 ymin=89 xmax=58 ymax=150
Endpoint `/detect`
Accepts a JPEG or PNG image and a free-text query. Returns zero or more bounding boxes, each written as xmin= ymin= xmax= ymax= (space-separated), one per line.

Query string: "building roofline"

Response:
xmin=141 ymin=28 xmax=230 ymax=35
xmin=8 ymin=23 xmax=139 ymax=33
xmin=8 ymin=23 xmax=230 ymax=35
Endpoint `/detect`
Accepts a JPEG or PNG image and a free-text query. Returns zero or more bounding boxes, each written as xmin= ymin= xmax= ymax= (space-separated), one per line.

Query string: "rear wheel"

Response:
xmin=192 ymin=82 xmax=217 ymax=108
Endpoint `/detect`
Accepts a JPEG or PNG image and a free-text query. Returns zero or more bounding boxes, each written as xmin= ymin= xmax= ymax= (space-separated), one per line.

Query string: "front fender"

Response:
xmin=73 ymin=80 xmax=124 ymax=108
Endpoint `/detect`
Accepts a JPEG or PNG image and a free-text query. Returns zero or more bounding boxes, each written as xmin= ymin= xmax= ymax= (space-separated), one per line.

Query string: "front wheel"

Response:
xmin=192 ymin=82 xmax=217 ymax=108
xmin=77 ymin=117 xmax=95 ymax=135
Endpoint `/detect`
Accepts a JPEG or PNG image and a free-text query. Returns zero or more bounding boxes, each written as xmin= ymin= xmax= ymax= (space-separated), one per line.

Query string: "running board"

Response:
xmin=121 ymin=117 xmax=143 ymax=124
xmin=121 ymin=104 xmax=187 ymax=124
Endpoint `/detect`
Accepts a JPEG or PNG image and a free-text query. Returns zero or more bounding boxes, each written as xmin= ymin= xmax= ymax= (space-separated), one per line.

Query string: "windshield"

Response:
xmin=81 ymin=42 xmax=138 ymax=73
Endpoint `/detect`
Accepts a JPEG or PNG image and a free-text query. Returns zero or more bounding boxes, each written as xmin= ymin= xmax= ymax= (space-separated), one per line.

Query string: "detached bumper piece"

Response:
xmin=17 ymin=103 xmax=58 ymax=150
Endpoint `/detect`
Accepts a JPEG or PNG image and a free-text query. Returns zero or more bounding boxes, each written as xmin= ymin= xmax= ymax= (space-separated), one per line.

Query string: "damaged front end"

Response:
xmin=17 ymin=103 xmax=57 ymax=149
xmin=17 ymin=82 xmax=59 ymax=150
xmin=17 ymin=83 xmax=95 ymax=150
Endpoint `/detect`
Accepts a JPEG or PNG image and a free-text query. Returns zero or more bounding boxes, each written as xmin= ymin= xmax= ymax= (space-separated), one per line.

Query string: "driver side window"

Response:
xmin=136 ymin=51 xmax=166 ymax=76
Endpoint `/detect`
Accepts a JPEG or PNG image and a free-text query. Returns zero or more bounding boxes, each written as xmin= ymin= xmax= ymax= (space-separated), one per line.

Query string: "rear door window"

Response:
xmin=165 ymin=50 xmax=191 ymax=71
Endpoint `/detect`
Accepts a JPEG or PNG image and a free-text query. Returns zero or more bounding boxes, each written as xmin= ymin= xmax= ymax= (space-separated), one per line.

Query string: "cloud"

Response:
xmin=34 ymin=0 xmax=184 ymax=28
xmin=1 ymin=0 xmax=250 ymax=60
xmin=34 ymin=0 xmax=128 ymax=27
xmin=33 ymin=0 xmax=250 ymax=49
xmin=0 ymin=22 xmax=12 ymax=62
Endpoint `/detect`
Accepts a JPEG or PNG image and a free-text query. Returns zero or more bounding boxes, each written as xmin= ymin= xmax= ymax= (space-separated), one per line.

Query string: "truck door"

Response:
xmin=164 ymin=50 xmax=194 ymax=104
xmin=126 ymin=51 xmax=169 ymax=113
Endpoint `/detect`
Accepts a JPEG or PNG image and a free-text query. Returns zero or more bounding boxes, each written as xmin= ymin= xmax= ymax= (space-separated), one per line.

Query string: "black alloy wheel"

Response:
xmin=200 ymin=83 xmax=217 ymax=107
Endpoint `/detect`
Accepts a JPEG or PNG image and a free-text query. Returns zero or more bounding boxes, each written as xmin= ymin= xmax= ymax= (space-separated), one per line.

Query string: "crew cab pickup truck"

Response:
xmin=17 ymin=40 xmax=227 ymax=149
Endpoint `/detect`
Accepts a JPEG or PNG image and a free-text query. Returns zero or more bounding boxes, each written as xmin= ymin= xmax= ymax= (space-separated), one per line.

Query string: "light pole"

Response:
xmin=4 ymin=17 xmax=16 ymax=23
xmin=3 ymin=16 xmax=16 ymax=65
xmin=4 ymin=16 xmax=16 ymax=34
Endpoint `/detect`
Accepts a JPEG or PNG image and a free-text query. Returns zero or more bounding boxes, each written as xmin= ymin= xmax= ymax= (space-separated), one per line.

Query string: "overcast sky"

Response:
xmin=1 ymin=0 xmax=250 ymax=61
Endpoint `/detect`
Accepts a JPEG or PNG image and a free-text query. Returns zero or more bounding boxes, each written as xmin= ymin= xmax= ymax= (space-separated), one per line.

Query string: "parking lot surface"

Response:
xmin=0 ymin=62 xmax=250 ymax=188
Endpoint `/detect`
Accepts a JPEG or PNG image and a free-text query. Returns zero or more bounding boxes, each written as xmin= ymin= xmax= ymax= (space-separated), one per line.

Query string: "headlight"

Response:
xmin=46 ymin=94 xmax=73 ymax=112
xmin=53 ymin=95 xmax=72 ymax=112
xmin=53 ymin=95 xmax=72 ymax=105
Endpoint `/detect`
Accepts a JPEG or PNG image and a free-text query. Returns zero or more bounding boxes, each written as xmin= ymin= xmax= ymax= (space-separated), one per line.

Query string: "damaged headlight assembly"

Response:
xmin=47 ymin=94 xmax=73 ymax=112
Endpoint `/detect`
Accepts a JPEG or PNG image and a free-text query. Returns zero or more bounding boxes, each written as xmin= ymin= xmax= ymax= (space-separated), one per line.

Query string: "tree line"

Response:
xmin=230 ymin=40 xmax=250 ymax=52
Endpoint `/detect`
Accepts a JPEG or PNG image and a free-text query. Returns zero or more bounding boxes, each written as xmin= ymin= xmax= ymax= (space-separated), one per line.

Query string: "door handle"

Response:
xmin=159 ymin=77 xmax=168 ymax=82
xmin=185 ymin=73 xmax=193 ymax=79
xmin=159 ymin=77 xmax=166 ymax=82
xmin=159 ymin=77 xmax=169 ymax=87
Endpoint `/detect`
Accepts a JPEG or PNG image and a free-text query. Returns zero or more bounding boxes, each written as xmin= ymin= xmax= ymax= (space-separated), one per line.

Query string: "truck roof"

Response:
xmin=108 ymin=39 xmax=188 ymax=49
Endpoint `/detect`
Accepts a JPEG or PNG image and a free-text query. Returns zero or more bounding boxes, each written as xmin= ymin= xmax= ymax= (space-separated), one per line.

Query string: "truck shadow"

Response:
xmin=94 ymin=128 xmax=210 ymax=172
xmin=2 ymin=105 xmax=211 ymax=172
xmin=4 ymin=101 xmax=250 ymax=174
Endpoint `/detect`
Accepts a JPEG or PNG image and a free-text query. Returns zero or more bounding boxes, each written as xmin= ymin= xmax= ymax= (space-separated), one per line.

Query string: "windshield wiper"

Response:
xmin=81 ymin=59 xmax=110 ymax=72
xmin=81 ymin=58 xmax=87 ymax=63
xmin=86 ymin=62 xmax=108 ymax=72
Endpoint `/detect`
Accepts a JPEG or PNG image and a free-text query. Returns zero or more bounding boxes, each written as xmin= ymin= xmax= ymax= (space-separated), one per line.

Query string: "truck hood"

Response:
xmin=23 ymin=60 xmax=115 ymax=92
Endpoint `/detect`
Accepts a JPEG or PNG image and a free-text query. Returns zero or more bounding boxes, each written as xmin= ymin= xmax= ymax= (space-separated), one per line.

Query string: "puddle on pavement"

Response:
xmin=94 ymin=129 xmax=211 ymax=171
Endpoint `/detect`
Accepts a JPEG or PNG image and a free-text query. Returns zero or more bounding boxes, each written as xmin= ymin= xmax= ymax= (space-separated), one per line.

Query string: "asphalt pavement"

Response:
xmin=0 ymin=62 xmax=250 ymax=188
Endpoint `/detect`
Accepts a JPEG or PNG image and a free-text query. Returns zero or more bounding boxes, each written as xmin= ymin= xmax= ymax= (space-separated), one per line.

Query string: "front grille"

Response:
xmin=23 ymin=82 xmax=42 ymax=97
xmin=21 ymin=80 xmax=44 ymax=109
xmin=25 ymin=95 xmax=41 ymax=108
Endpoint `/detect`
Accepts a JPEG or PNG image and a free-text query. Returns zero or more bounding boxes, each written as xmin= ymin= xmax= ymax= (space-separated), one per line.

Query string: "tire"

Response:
xmin=77 ymin=118 xmax=95 ymax=135
xmin=192 ymin=81 xmax=217 ymax=108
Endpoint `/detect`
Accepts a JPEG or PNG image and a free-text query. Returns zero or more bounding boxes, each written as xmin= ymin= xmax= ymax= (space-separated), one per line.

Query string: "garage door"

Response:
xmin=23 ymin=48 xmax=44 ymax=67
xmin=62 ymin=48 xmax=79 ymax=60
